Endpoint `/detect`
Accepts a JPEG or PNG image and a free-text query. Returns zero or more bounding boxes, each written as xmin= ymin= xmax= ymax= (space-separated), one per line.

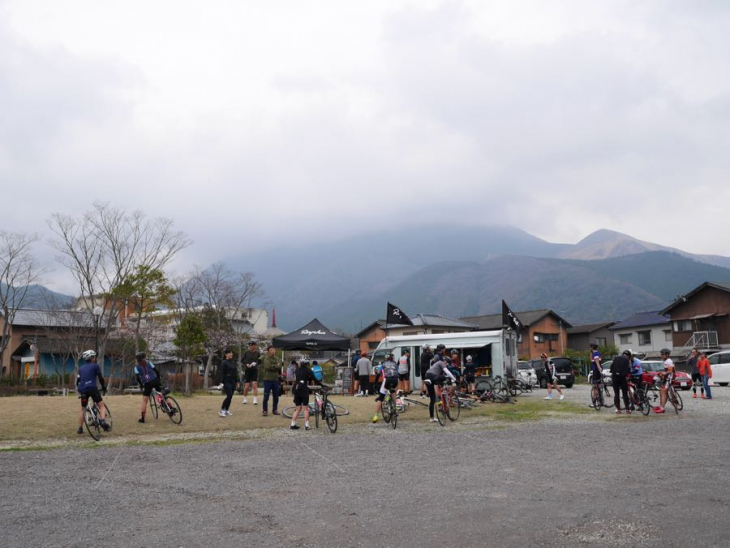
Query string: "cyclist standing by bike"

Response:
xmin=76 ymin=350 xmax=110 ymax=434
xmin=397 ymin=348 xmax=411 ymax=395
xmin=611 ymin=351 xmax=631 ymax=414
xmin=655 ymin=348 xmax=675 ymax=414
xmin=290 ymin=358 xmax=315 ymax=430
xmin=626 ymin=350 xmax=643 ymax=410
xmin=134 ymin=352 xmax=162 ymax=423
xmin=372 ymin=353 xmax=399 ymax=423
xmin=424 ymin=357 xmax=456 ymax=423
xmin=589 ymin=343 xmax=603 ymax=403
xmin=688 ymin=348 xmax=703 ymax=399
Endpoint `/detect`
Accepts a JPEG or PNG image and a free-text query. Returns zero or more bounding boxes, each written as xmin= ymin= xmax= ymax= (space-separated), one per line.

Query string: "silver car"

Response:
xmin=517 ymin=361 xmax=538 ymax=387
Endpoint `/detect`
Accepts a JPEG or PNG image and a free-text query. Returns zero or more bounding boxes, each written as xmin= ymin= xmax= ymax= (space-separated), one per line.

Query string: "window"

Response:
xmin=619 ymin=334 xmax=632 ymax=345
xmin=367 ymin=342 xmax=379 ymax=349
xmin=596 ymin=337 xmax=607 ymax=347
xmin=638 ymin=331 xmax=651 ymax=346
xmin=674 ymin=320 xmax=692 ymax=332
xmin=664 ymin=330 xmax=672 ymax=342
xmin=533 ymin=333 xmax=558 ymax=343
xmin=402 ymin=331 xmax=418 ymax=336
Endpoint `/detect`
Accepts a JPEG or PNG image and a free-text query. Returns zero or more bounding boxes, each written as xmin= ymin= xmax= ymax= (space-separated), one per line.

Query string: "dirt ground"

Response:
xmin=0 ymin=385 xmax=728 ymax=547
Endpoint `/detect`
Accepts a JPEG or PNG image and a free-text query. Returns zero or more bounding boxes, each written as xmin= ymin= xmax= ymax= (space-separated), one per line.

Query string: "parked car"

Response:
xmin=640 ymin=360 xmax=693 ymax=390
xmin=528 ymin=357 xmax=575 ymax=388
xmin=517 ymin=361 xmax=538 ymax=387
xmin=707 ymin=351 xmax=730 ymax=386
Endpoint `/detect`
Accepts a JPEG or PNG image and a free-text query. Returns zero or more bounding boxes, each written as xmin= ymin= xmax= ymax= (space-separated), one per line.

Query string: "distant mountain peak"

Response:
xmin=575 ymin=229 xmax=634 ymax=248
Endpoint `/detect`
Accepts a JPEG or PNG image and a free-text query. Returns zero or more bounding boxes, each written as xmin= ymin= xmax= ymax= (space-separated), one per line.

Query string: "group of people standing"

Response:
xmin=218 ymin=341 xmax=285 ymax=417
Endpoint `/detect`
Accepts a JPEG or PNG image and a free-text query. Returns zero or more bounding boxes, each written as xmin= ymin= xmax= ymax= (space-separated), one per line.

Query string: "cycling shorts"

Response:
xmin=293 ymin=387 xmax=309 ymax=407
xmin=398 ymin=373 xmax=409 ymax=381
xmin=590 ymin=373 xmax=603 ymax=385
xmin=79 ymin=388 xmax=102 ymax=407
xmin=377 ymin=378 xmax=398 ymax=401
xmin=691 ymin=372 xmax=702 ymax=383
xmin=142 ymin=380 xmax=162 ymax=397
xmin=465 ymin=374 xmax=476 ymax=383
xmin=244 ymin=367 xmax=258 ymax=383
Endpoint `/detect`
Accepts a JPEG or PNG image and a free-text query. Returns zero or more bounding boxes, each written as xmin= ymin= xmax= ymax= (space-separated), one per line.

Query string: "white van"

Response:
xmin=708 ymin=351 xmax=730 ymax=386
xmin=372 ymin=330 xmax=518 ymax=390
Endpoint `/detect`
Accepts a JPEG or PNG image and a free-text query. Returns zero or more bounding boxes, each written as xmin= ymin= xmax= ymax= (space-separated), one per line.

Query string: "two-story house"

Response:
xmin=609 ymin=311 xmax=673 ymax=358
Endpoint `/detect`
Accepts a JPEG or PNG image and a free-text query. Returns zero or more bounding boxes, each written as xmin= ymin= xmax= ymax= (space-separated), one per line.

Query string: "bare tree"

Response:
xmin=0 ymin=231 xmax=44 ymax=378
xmin=47 ymin=202 xmax=191 ymax=363
xmin=186 ymin=263 xmax=263 ymax=390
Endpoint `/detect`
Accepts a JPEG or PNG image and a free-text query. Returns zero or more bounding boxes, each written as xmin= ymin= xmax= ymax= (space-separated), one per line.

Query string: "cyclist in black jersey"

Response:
xmin=290 ymin=359 xmax=315 ymax=430
xmin=372 ymin=353 xmax=399 ymax=423
xmin=424 ymin=359 xmax=456 ymax=423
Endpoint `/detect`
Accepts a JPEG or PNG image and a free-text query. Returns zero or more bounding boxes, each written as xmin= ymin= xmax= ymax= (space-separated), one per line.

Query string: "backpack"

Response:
xmin=311 ymin=363 xmax=323 ymax=382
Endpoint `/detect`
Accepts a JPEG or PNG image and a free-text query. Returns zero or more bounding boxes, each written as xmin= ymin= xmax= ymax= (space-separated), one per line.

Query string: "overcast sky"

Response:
xmin=2 ymin=0 xmax=730 ymax=292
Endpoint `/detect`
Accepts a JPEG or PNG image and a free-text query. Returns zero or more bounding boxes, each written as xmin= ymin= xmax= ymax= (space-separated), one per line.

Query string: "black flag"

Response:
xmin=502 ymin=300 xmax=523 ymax=334
xmin=386 ymin=302 xmax=414 ymax=326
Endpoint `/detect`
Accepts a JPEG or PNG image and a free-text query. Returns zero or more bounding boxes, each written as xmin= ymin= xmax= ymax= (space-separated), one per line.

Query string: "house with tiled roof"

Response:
xmin=609 ymin=311 xmax=672 ymax=358
xmin=567 ymin=321 xmax=616 ymax=351
xmin=355 ymin=314 xmax=477 ymax=354
xmin=661 ymin=281 xmax=730 ymax=352
xmin=460 ymin=309 xmax=572 ymax=360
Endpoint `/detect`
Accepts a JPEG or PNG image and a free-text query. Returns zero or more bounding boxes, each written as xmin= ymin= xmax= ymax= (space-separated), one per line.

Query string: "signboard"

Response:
xmin=341 ymin=367 xmax=352 ymax=391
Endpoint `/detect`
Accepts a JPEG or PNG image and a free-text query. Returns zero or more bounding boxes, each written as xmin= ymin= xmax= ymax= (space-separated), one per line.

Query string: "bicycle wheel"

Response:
xmin=149 ymin=394 xmax=159 ymax=419
xmin=164 ymin=396 xmax=183 ymax=424
xmin=447 ymin=395 xmax=460 ymax=421
xmin=602 ymin=385 xmax=615 ymax=409
xmin=331 ymin=404 xmax=350 ymax=416
xmin=84 ymin=407 xmax=100 ymax=441
xmin=282 ymin=406 xmax=297 ymax=419
xmin=435 ymin=401 xmax=445 ymax=426
xmin=508 ymin=381 xmax=519 ymax=397
xmin=591 ymin=387 xmax=600 ymax=410
xmin=669 ymin=389 xmax=682 ymax=414
xmin=475 ymin=379 xmax=494 ymax=395
xmin=381 ymin=397 xmax=392 ymax=424
xmin=103 ymin=404 xmax=113 ymax=432
xmin=324 ymin=401 xmax=338 ymax=433
xmin=638 ymin=388 xmax=651 ymax=416
xmin=389 ymin=398 xmax=398 ymax=430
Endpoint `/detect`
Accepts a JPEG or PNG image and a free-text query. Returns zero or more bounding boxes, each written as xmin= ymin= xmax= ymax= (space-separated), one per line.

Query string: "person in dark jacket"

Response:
xmin=612 ymin=351 xmax=631 ymax=414
xmin=420 ymin=344 xmax=434 ymax=397
xmin=219 ymin=349 xmax=239 ymax=417
xmin=134 ymin=352 xmax=161 ymax=424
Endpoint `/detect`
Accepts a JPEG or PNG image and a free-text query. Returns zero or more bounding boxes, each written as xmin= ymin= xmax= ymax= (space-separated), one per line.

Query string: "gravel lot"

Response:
xmin=1 ymin=385 xmax=728 ymax=548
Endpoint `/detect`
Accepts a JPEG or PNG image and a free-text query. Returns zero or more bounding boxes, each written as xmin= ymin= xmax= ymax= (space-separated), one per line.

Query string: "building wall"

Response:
xmin=666 ymin=287 xmax=730 ymax=348
xmin=359 ymin=325 xmax=387 ymax=354
xmin=612 ymin=324 xmax=673 ymax=355
xmin=520 ymin=317 xmax=568 ymax=359
xmin=357 ymin=324 xmax=473 ymax=354
xmin=568 ymin=327 xmax=614 ymax=352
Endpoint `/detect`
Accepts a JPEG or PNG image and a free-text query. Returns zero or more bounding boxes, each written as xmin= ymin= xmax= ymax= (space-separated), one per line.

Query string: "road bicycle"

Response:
xmin=645 ymin=378 xmax=683 ymax=414
xmin=79 ymin=396 xmax=113 ymax=441
xmin=379 ymin=389 xmax=398 ymax=430
xmin=434 ymin=379 xmax=460 ymax=426
xmin=627 ymin=378 xmax=650 ymax=416
xmin=148 ymin=387 xmax=183 ymax=424
xmin=311 ymin=385 xmax=338 ymax=433
xmin=590 ymin=379 xmax=614 ymax=410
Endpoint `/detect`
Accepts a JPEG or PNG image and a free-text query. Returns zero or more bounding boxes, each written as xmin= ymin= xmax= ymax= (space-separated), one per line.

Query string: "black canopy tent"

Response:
xmin=272 ymin=318 xmax=351 ymax=351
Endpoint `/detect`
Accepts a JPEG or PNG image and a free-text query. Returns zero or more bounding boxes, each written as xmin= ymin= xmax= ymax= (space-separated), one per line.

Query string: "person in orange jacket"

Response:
xmin=697 ymin=351 xmax=713 ymax=400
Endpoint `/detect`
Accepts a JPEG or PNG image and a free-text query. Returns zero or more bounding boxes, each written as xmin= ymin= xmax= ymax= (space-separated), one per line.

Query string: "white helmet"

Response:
xmin=466 ymin=355 xmax=473 ymax=362
xmin=81 ymin=349 xmax=97 ymax=361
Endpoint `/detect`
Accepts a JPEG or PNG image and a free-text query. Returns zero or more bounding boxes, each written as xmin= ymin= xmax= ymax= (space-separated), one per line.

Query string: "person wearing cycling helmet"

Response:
xmin=76 ymin=350 xmax=109 ymax=434
xmin=626 ymin=350 xmax=643 ymax=410
xmin=655 ymin=348 xmax=675 ymax=413
xmin=588 ymin=343 xmax=603 ymax=403
xmin=290 ymin=359 xmax=315 ymax=430
xmin=611 ymin=351 xmax=631 ymax=414
xmin=543 ymin=353 xmax=565 ymax=401
xmin=372 ymin=353 xmax=399 ymax=423
xmin=464 ymin=355 xmax=477 ymax=394
xmin=449 ymin=349 xmax=461 ymax=371
xmin=424 ymin=356 xmax=456 ymax=422
xmin=134 ymin=351 xmax=161 ymax=423
xmin=419 ymin=344 xmax=433 ymax=398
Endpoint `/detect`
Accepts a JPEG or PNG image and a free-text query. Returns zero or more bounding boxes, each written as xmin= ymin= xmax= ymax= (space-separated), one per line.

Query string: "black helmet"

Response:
xmin=622 ymin=350 xmax=631 ymax=357
xmin=436 ymin=344 xmax=446 ymax=351
xmin=660 ymin=348 xmax=671 ymax=355
xmin=135 ymin=351 xmax=146 ymax=360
